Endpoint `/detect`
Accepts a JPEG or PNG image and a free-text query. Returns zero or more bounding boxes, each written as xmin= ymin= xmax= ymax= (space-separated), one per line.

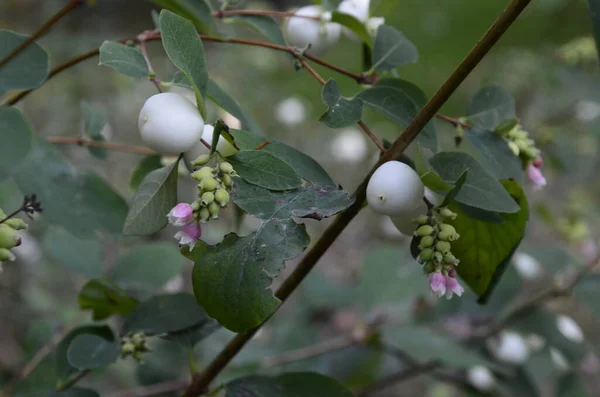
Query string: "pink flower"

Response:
xmin=444 ymin=274 xmax=464 ymax=299
xmin=174 ymin=222 xmax=202 ymax=250
xmin=429 ymin=272 xmax=446 ymax=297
xmin=579 ymin=238 xmax=599 ymax=262
xmin=527 ymin=165 xmax=546 ymax=191
xmin=167 ymin=203 xmax=194 ymax=226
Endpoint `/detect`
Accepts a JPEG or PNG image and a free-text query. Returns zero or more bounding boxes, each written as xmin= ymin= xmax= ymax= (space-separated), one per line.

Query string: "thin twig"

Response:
xmin=138 ymin=36 xmax=163 ymax=93
xmin=47 ymin=136 xmax=155 ymax=154
xmin=200 ymin=138 xmax=211 ymax=150
xmin=106 ymin=379 xmax=189 ymax=397
xmin=214 ymin=9 xmax=320 ymax=21
xmin=297 ymin=57 xmax=326 ymax=85
xmin=355 ymin=361 xmax=441 ymax=397
xmin=435 ymin=113 xmax=472 ymax=128
xmin=0 ymin=0 xmax=83 ymax=70
xmin=182 ymin=1 xmax=532 ymax=396
xmin=357 ymin=120 xmax=386 ymax=153
xmin=56 ymin=369 xmax=90 ymax=391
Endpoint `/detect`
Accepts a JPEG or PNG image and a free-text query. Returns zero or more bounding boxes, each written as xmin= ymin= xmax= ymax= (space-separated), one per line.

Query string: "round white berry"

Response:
xmin=285 ymin=5 xmax=341 ymax=56
xmin=550 ymin=347 xmax=570 ymax=372
xmin=486 ymin=330 xmax=530 ymax=365
xmin=183 ymin=124 xmax=238 ymax=170
xmin=556 ymin=315 xmax=584 ymax=343
xmin=337 ymin=0 xmax=370 ymax=22
xmin=466 ymin=365 xmax=495 ymax=392
xmin=512 ymin=252 xmax=542 ymax=280
xmin=367 ymin=161 xmax=424 ymax=216
xmin=389 ymin=188 xmax=442 ymax=235
xmin=138 ymin=93 xmax=204 ymax=155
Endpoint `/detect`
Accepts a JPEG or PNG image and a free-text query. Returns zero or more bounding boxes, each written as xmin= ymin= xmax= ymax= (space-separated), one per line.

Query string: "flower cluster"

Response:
xmin=121 ymin=332 xmax=151 ymax=362
xmin=413 ymin=207 xmax=464 ymax=299
xmin=167 ymin=155 xmax=236 ymax=250
xmin=497 ymin=122 xmax=546 ymax=190
xmin=0 ymin=209 xmax=27 ymax=271
xmin=556 ymin=36 xmax=597 ymax=66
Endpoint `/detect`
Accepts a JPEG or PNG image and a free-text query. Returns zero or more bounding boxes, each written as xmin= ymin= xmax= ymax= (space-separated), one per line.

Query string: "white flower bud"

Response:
xmin=467 ymin=365 xmax=496 ymax=392
xmin=556 ymin=315 xmax=584 ymax=343
xmin=138 ymin=93 xmax=204 ymax=155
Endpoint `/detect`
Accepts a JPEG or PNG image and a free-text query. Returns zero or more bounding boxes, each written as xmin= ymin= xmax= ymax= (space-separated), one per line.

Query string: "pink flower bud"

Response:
xmin=167 ymin=203 xmax=194 ymax=227
xmin=429 ymin=272 xmax=446 ymax=298
xmin=527 ymin=165 xmax=547 ymax=191
xmin=174 ymin=222 xmax=202 ymax=250
xmin=533 ymin=157 xmax=543 ymax=168
xmin=448 ymin=267 xmax=457 ymax=278
xmin=444 ymin=274 xmax=464 ymax=299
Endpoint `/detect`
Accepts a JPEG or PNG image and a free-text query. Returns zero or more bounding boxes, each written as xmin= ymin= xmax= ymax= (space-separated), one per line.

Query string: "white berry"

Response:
xmin=367 ymin=161 xmax=424 ymax=216
xmin=285 ymin=5 xmax=341 ymax=56
xmin=337 ymin=0 xmax=370 ymax=40
xmin=486 ymin=331 xmax=530 ymax=365
xmin=138 ymin=93 xmax=204 ymax=155
xmin=389 ymin=188 xmax=442 ymax=235
xmin=183 ymin=124 xmax=238 ymax=171
xmin=467 ymin=366 xmax=495 ymax=392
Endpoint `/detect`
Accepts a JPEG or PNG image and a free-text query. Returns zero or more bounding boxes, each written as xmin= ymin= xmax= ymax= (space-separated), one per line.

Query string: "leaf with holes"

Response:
xmin=123 ymin=156 xmax=180 ymax=235
xmin=232 ymin=179 xmax=353 ymax=220
xmin=0 ymin=29 xmax=49 ymax=91
xmin=67 ymin=334 xmax=120 ymax=370
xmin=227 ymin=150 xmax=303 ymax=191
xmin=98 ymin=41 xmax=149 ymax=78
xmin=320 ymin=79 xmax=363 ymax=128
xmin=189 ymin=219 xmax=310 ymax=332
xmin=371 ymin=25 xmax=418 ymax=71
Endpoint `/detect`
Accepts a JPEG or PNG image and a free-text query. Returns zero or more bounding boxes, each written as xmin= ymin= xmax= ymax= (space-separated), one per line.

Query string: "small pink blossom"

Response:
xmin=429 ymin=272 xmax=446 ymax=297
xmin=167 ymin=203 xmax=194 ymax=226
xmin=444 ymin=274 xmax=464 ymax=299
xmin=527 ymin=165 xmax=546 ymax=191
xmin=579 ymin=238 xmax=599 ymax=262
xmin=174 ymin=222 xmax=202 ymax=250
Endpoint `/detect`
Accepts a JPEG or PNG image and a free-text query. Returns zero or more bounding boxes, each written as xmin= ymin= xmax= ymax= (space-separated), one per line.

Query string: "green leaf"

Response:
xmin=331 ymin=12 xmax=373 ymax=45
xmin=228 ymin=150 xmax=303 ymax=191
xmin=67 ymin=334 xmax=120 ymax=370
xmin=129 ymin=154 xmax=163 ymax=191
xmin=588 ymin=0 xmax=600 ymax=65
xmin=162 ymin=319 xmax=220 ymax=348
xmin=78 ymin=279 xmax=139 ymax=321
xmin=190 ymin=219 xmax=310 ymax=332
xmin=413 ymin=143 xmax=451 ymax=191
xmin=0 ymin=107 xmax=32 ymax=174
xmin=122 ymin=156 xmax=180 ymax=236
xmin=81 ymin=102 xmax=108 ymax=160
xmin=42 ymin=227 xmax=103 ymax=278
xmin=232 ymin=179 xmax=353 ymax=220
xmin=371 ymin=25 xmax=418 ymax=71
xmin=56 ymin=325 xmax=114 ymax=383
xmin=443 ymin=180 xmax=529 ymax=299
xmin=440 ymin=170 xmax=468 ymax=208
xmin=467 ymin=85 xmax=516 ymax=130
xmin=48 ymin=388 xmax=100 ymax=397
xmin=207 ymin=79 xmax=263 ymax=136
xmin=359 ymin=79 xmax=437 ymax=152
xmin=121 ymin=293 xmax=209 ymax=335
xmin=558 ymin=373 xmax=589 ymax=397
xmin=0 ymin=30 xmax=49 ymax=91
xmin=464 ymin=127 xmax=524 ymax=183
xmin=358 ymin=246 xmax=424 ymax=311
xmin=108 ymin=243 xmax=185 ymax=289
xmin=229 ymin=129 xmax=334 ymax=185
xmin=383 ymin=326 xmax=503 ymax=371
xmin=159 ymin=10 xmax=208 ymax=118
xmin=226 ymin=15 xmax=287 ymax=46
xmin=98 ymin=41 xmax=149 ymax=78
xmin=319 ymin=79 xmax=363 ymax=128
xmin=12 ymin=138 xmax=128 ymax=236
xmin=225 ymin=372 xmax=354 ymax=397
xmin=429 ymin=151 xmax=520 ymax=213
xmin=574 ymin=274 xmax=600 ymax=317
xmin=174 ymin=0 xmax=217 ymax=33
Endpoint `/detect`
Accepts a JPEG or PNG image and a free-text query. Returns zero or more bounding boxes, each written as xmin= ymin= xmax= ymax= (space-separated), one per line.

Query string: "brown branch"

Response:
xmin=182 ymin=1 xmax=532 ymax=396
xmin=0 ymin=0 xmax=84 ymax=71
xmin=435 ymin=113 xmax=472 ymax=128
xmin=47 ymin=136 xmax=155 ymax=155
xmin=357 ymin=120 xmax=386 ymax=153
xmin=355 ymin=361 xmax=441 ymax=397
xmin=137 ymin=33 xmax=163 ymax=93
xmin=471 ymin=256 xmax=600 ymax=341
xmin=106 ymin=379 xmax=189 ymax=397
xmin=214 ymin=9 xmax=320 ymax=21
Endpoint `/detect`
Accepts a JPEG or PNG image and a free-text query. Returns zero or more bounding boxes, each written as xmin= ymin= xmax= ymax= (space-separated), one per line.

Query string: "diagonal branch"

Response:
xmin=0 ymin=0 xmax=84 ymax=70
xmin=181 ymin=1 xmax=532 ymax=396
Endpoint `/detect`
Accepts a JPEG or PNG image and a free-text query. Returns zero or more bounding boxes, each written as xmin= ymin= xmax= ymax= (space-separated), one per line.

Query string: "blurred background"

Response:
xmin=1 ymin=0 xmax=600 ymax=396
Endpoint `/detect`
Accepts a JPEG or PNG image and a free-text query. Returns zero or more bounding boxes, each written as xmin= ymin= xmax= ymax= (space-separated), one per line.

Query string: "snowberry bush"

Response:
xmin=1 ymin=0 xmax=599 ymax=396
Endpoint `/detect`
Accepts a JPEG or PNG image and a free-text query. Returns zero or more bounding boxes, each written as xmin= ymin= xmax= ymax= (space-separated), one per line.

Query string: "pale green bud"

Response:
xmin=131 ymin=333 xmax=145 ymax=347
xmin=419 ymin=236 xmax=434 ymax=249
xmin=199 ymin=207 xmax=210 ymax=223
xmin=208 ymin=202 xmax=220 ymax=219
xmin=439 ymin=208 xmax=457 ymax=220
xmin=433 ymin=251 xmax=443 ymax=263
xmin=412 ymin=215 xmax=429 ymax=225
xmin=192 ymin=154 xmax=211 ymax=166
xmin=439 ymin=224 xmax=457 ymax=235
xmin=4 ymin=218 xmax=26 ymax=230
xmin=221 ymin=174 xmax=233 ymax=189
xmin=215 ymin=189 xmax=230 ymax=207
xmin=508 ymin=141 xmax=520 ymax=156
xmin=200 ymin=176 xmax=218 ymax=191
xmin=0 ymin=248 xmax=15 ymax=262
xmin=201 ymin=192 xmax=215 ymax=205
xmin=419 ymin=248 xmax=434 ymax=261
xmin=436 ymin=241 xmax=451 ymax=254
xmin=414 ymin=225 xmax=434 ymax=237
xmin=515 ymin=138 xmax=529 ymax=151
xmin=523 ymin=147 xmax=539 ymax=160
xmin=191 ymin=201 xmax=201 ymax=211
xmin=438 ymin=230 xmax=452 ymax=242
xmin=443 ymin=253 xmax=457 ymax=264
xmin=191 ymin=166 xmax=214 ymax=182
xmin=121 ymin=342 xmax=135 ymax=355
xmin=219 ymin=161 xmax=234 ymax=175
xmin=0 ymin=225 xmax=20 ymax=249
xmin=423 ymin=261 xmax=435 ymax=273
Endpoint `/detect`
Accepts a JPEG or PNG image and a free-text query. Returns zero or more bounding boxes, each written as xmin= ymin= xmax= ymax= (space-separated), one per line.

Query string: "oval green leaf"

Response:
xmin=99 ymin=41 xmax=150 ymax=78
xmin=66 ymin=334 xmax=120 ymax=370
xmin=0 ymin=30 xmax=49 ymax=91
xmin=228 ymin=150 xmax=303 ymax=191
